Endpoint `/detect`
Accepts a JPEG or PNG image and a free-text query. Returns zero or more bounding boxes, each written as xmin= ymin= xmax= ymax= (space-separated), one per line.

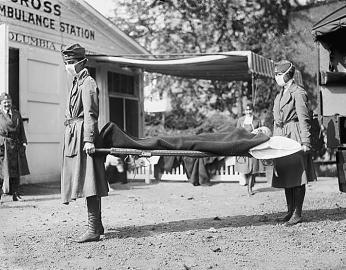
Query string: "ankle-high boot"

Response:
xmin=278 ymin=188 xmax=294 ymax=222
xmin=97 ymin=197 xmax=104 ymax=235
xmin=286 ymin=185 xmax=305 ymax=226
xmin=76 ymin=196 xmax=101 ymax=243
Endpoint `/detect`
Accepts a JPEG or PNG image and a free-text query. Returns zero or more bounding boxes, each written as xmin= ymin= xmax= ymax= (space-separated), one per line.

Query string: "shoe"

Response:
xmin=76 ymin=231 xmax=100 ymax=243
xmin=12 ymin=192 xmax=23 ymax=201
xmin=275 ymin=212 xmax=293 ymax=222
xmin=285 ymin=213 xmax=302 ymax=226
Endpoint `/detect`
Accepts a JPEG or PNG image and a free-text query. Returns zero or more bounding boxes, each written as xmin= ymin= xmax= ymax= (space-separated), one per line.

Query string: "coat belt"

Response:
xmin=64 ymin=117 xmax=83 ymax=126
xmin=275 ymin=118 xmax=298 ymax=128
xmin=0 ymin=132 xmax=18 ymax=140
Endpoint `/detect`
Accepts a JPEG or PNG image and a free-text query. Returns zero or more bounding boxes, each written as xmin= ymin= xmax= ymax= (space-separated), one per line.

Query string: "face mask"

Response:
xmin=275 ymin=74 xmax=286 ymax=86
xmin=65 ymin=64 xmax=77 ymax=76
xmin=275 ymin=63 xmax=293 ymax=87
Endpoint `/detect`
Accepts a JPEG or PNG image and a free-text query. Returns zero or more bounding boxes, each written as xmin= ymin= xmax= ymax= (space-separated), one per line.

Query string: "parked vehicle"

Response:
xmin=312 ymin=4 xmax=346 ymax=191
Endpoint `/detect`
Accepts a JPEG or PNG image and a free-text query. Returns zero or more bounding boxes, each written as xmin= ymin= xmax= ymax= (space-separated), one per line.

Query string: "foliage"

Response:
xmin=111 ymin=0 xmax=316 ymax=134
xmin=144 ymin=110 xmax=236 ymax=136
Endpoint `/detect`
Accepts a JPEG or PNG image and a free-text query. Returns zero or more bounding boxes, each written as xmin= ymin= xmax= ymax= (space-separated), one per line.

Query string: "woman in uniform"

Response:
xmin=235 ymin=103 xmax=262 ymax=195
xmin=272 ymin=60 xmax=316 ymax=226
xmin=0 ymin=93 xmax=30 ymax=201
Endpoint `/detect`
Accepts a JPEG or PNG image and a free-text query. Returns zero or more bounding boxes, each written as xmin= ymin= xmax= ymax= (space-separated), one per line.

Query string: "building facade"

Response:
xmin=0 ymin=0 xmax=149 ymax=184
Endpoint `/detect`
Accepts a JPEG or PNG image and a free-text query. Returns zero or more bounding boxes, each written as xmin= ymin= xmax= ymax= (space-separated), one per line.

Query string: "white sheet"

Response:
xmin=249 ymin=136 xmax=302 ymax=160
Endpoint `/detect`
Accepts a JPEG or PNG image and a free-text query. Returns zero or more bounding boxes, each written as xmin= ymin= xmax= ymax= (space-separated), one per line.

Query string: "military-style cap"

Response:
xmin=61 ymin=43 xmax=86 ymax=61
xmin=274 ymin=60 xmax=294 ymax=73
xmin=0 ymin=93 xmax=12 ymax=102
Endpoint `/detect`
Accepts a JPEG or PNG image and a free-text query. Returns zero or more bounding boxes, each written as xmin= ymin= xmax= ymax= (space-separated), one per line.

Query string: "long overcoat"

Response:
xmin=234 ymin=116 xmax=263 ymax=174
xmin=270 ymin=81 xmax=316 ymax=188
xmin=61 ymin=68 xmax=108 ymax=204
xmin=0 ymin=109 xmax=30 ymax=193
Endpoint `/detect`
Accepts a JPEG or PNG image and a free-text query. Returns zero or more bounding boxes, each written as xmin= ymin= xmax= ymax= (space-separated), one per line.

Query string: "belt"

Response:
xmin=0 ymin=132 xmax=19 ymax=141
xmin=64 ymin=117 xmax=83 ymax=126
xmin=275 ymin=118 xmax=298 ymax=128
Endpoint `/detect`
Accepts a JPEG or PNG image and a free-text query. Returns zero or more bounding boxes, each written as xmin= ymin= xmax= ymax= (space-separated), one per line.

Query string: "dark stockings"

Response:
xmin=285 ymin=185 xmax=306 ymax=226
xmin=281 ymin=187 xmax=295 ymax=222
xmin=247 ymin=175 xmax=255 ymax=196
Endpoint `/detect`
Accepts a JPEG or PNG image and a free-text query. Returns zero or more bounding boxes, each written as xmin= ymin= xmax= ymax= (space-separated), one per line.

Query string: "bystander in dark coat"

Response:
xmin=0 ymin=93 xmax=29 ymax=201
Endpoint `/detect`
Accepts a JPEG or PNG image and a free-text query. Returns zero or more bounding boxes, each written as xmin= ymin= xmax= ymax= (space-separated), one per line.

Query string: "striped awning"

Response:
xmin=88 ymin=51 xmax=303 ymax=85
xmin=88 ymin=51 xmax=274 ymax=81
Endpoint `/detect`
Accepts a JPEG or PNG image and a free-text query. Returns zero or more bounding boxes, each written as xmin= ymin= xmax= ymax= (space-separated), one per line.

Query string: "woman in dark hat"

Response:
xmin=0 ymin=93 xmax=30 ymax=201
xmin=234 ymin=102 xmax=263 ymax=195
xmin=61 ymin=44 xmax=108 ymax=243
xmin=271 ymin=60 xmax=316 ymax=225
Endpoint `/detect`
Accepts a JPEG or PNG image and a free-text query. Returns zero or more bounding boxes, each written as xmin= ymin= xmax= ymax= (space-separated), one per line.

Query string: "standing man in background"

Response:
xmin=61 ymin=44 xmax=108 ymax=243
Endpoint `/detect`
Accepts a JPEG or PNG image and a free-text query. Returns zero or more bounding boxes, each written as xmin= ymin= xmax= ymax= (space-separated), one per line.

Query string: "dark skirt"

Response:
xmin=270 ymin=151 xmax=315 ymax=188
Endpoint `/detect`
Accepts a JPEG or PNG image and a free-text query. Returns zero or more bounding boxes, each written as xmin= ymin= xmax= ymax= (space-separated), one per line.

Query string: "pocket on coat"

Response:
xmin=64 ymin=125 xmax=79 ymax=157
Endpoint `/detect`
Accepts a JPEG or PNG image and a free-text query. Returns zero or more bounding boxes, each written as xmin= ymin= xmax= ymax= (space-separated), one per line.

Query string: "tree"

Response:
xmin=110 ymin=0 xmax=314 ymax=133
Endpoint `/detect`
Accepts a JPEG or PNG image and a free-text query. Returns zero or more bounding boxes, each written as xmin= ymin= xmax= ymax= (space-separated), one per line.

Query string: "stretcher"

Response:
xmin=95 ymin=136 xmax=302 ymax=160
xmin=95 ymin=147 xmax=243 ymax=158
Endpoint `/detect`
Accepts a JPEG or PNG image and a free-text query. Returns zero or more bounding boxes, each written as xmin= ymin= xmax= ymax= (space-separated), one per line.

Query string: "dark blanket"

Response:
xmin=100 ymin=122 xmax=269 ymax=156
xmin=156 ymin=156 xmax=222 ymax=186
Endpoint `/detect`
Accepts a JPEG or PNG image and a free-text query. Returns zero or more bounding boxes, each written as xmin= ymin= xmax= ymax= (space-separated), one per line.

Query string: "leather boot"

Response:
xmin=97 ymin=197 xmax=104 ymax=235
xmin=277 ymin=188 xmax=294 ymax=222
xmin=76 ymin=196 xmax=101 ymax=243
xmin=11 ymin=178 xmax=23 ymax=202
xmin=12 ymin=192 xmax=23 ymax=202
xmin=286 ymin=185 xmax=305 ymax=226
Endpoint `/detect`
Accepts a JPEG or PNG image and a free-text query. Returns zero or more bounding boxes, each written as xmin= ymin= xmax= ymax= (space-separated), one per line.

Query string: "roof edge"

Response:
xmin=73 ymin=0 xmax=151 ymax=55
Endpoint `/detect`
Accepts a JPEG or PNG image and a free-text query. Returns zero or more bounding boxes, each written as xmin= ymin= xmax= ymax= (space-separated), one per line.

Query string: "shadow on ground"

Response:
xmin=105 ymin=207 xmax=346 ymax=240
xmin=18 ymin=181 xmax=153 ymax=196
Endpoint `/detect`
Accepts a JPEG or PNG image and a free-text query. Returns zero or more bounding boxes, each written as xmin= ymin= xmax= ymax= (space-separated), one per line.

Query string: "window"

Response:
xmin=108 ymin=71 xmax=134 ymax=95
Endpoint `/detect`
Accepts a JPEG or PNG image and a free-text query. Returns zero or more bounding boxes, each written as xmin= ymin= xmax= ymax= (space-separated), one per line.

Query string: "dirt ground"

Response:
xmin=1 ymin=177 xmax=346 ymax=270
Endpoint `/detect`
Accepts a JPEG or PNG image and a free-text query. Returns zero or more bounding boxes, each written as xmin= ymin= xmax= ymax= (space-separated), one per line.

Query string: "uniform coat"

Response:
xmin=271 ymin=81 xmax=316 ymax=188
xmin=61 ymin=68 xmax=108 ymax=204
xmin=234 ymin=115 xmax=263 ymax=174
xmin=0 ymin=109 xmax=30 ymax=193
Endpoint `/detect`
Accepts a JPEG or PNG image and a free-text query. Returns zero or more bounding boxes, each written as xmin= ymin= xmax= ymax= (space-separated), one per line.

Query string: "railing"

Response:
xmin=127 ymin=157 xmax=240 ymax=183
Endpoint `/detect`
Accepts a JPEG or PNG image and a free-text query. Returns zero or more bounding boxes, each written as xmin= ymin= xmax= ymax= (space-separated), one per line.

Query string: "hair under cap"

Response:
xmin=274 ymin=60 xmax=294 ymax=73
xmin=61 ymin=43 xmax=86 ymax=61
xmin=0 ymin=93 xmax=12 ymax=102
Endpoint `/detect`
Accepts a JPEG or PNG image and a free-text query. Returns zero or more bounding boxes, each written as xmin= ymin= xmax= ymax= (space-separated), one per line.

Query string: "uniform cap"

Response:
xmin=274 ymin=60 xmax=293 ymax=73
xmin=61 ymin=44 xmax=86 ymax=61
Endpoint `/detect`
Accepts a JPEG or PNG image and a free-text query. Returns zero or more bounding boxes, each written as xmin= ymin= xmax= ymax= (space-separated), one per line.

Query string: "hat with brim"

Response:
xmin=249 ymin=136 xmax=302 ymax=159
xmin=61 ymin=43 xmax=86 ymax=62
xmin=0 ymin=93 xmax=12 ymax=102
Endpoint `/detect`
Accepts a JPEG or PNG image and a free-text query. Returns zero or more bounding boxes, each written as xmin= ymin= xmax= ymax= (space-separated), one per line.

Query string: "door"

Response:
xmin=20 ymin=47 xmax=66 ymax=183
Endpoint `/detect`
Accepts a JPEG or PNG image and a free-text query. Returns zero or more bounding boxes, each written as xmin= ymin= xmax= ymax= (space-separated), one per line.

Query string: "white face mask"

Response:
xmin=65 ymin=64 xmax=77 ymax=76
xmin=275 ymin=63 xmax=293 ymax=87
xmin=275 ymin=74 xmax=286 ymax=86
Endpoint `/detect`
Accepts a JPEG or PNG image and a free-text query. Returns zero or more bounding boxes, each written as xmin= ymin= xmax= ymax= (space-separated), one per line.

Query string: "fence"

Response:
xmin=127 ymin=157 xmax=241 ymax=183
